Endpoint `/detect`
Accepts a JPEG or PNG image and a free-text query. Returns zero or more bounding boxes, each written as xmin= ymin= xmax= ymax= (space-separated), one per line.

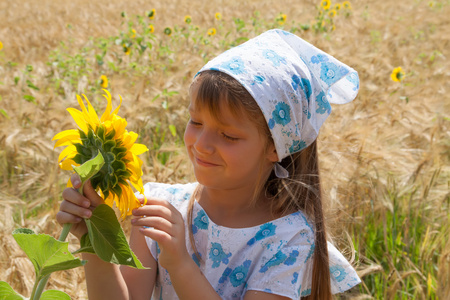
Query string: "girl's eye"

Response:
xmin=222 ymin=133 xmax=239 ymax=141
xmin=189 ymin=119 xmax=201 ymax=126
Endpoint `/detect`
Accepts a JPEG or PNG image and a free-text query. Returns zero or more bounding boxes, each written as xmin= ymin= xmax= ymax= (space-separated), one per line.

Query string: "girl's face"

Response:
xmin=184 ymin=81 xmax=278 ymax=193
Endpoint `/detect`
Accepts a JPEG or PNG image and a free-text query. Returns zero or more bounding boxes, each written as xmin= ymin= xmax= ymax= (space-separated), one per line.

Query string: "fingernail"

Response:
xmin=83 ymin=201 xmax=90 ymax=208
xmin=84 ymin=210 xmax=92 ymax=218
xmin=73 ymin=180 xmax=80 ymax=187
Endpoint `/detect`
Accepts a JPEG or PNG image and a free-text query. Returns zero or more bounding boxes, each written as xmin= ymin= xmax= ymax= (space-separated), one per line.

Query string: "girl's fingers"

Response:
xmin=70 ymin=173 xmax=82 ymax=189
xmin=62 ymin=188 xmax=91 ymax=208
xmin=56 ymin=210 xmax=83 ymax=225
xmin=60 ymin=199 xmax=92 ymax=219
xmin=131 ymin=216 xmax=174 ymax=234
xmin=82 ymin=180 xmax=103 ymax=207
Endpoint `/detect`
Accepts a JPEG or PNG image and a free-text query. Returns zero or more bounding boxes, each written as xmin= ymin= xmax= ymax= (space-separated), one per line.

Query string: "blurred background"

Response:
xmin=0 ymin=0 xmax=448 ymax=298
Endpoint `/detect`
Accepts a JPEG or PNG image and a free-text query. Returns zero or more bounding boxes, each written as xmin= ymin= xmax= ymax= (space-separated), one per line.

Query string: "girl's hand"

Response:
xmin=56 ymin=174 xmax=104 ymax=240
xmin=131 ymin=195 xmax=191 ymax=273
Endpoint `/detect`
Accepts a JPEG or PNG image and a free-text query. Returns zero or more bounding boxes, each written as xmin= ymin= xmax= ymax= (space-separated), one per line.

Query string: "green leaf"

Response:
xmin=72 ymin=233 xmax=95 ymax=255
xmin=23 ymin=95 xmax=36 ymax=104
xmin=26 ymin=80 xmax=40 ymax=91
xmin=12 ymin=228 xmax=86 ymax=281
xmin=85 ymin=204 xmax=145 ymax=269
xmin=0 ymin=109 xmax=9 ymax=119
xmin=168 ymin=124 xmax=177 ymax=137
xmin=0 ymin=281 xmax=26 ymax=300
xmin=40 ymin=290 xmax=71 ymax=300
xmin=73 ymin=151 xmax=105 ymax=186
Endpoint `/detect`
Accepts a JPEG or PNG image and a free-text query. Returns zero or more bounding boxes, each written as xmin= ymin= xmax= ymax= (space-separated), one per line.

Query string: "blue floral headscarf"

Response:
xmin=197 ymin=29 xmax=359 ymax=177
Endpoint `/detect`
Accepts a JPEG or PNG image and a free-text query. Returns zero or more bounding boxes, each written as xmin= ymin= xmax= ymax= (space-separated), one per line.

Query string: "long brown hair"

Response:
xmin=187 ymin=70 xmax=331 ymax=299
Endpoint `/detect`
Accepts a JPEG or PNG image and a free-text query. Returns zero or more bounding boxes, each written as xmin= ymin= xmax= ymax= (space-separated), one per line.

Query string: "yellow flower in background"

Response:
xmin=52 ymin=90 xmax=148 ymax=219
xmin=148 ymin=24 xmax=155 ymax=33
xmin=391 ymin=67 xmax=405 ymax=82
xmin=0 ymin=41 xmax=3 ymax=51
xmin=164 ymin=27 xmax=172 ymax=36
xmin=328 ymin=9 xmax=337 ymax=18
xmin=331 ymin=24 xmax=336 ymax=31
xmin=184 ymin=15 xmax=192 ymax=24
xmin=343 ymin=1 xmax=352 ymax=9
xmin=123 ymin=44 xmax=131 ymax=55
xmin=207 ymin=28 xmax=217 ymax=36
xmin=215 ymin=12 xmax=222 ymax=20
xmin=130 ymin=29 xmax=136 ymax=38
xmin=321 ymin=0 xmax=331 ymax=10
xmin=100 ymin=75 xmax=108 ymax=88
xmin=147 ymin=9 xmax=156 ymax=19
xmin=277 ymin=13 xmax=287 ymax=25
xmin=335 ymin=3 xmax=342 ymax=11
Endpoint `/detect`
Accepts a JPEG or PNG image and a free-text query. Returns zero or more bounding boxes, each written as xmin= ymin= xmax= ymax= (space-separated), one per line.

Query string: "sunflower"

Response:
xmin=53 ymin=90 xmax=148 ymax=219
xmin=391 ymin=67 xmax=405 ymax=82
xmin=207 ymin=27 xmax=217 ymax=36
xmin=184 ymin=15 xmax=192 ymax=24
xmin=343 ymin=1 xmax=352 ymax=9
xmin=123 ymin=44 xmax=131 ymax=55
xmin=328 ymin=9 xmax=337 ymax=18
xmin=148 ymin=24 xmax=155 ymax=33
xmin=215 ymin=12 xmax=222 ymax=20
xmin=164 ymin=27 xmax=172 ymax=36
xmin=277 ymin=13 xmax=287 ymax=25
xmin=130 ymin=29 xmax=137 ymax=38
xmin=100 ymin=75 xmax=108 ymax=88
xmin=147 ymin=9 xmax=156 ymax=20
xmin=321 ymin=0 xmax=331 ymax=10
xmin=0 ymin=41 xmax=3 ymax=51
xmin=335 ymin=3 xmax=342 ymax=11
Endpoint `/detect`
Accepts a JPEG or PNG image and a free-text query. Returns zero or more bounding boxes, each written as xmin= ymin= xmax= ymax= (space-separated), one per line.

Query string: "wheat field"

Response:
xmin=0 ymin=0 xmax=449 ymax=299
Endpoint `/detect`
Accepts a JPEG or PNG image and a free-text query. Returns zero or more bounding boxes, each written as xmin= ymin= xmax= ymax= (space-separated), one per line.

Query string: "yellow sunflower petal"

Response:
xmin=60 ymin=158 xmax=77 ymax=170
xmin=122 ymin=131 xmax=138 ymax=149
xmin=58 ymin=144 xmax=77 ymax=162
xmin=112 ymin=95 xmax=123 ymax=116
xmin=52 ymin=129 xmax=80 ymax=141
xmin=67 ymin=178 xmax=73 ymax=188
xmin=67 ymin=108 xmax=89 ymax=133
xmin=101 ymin=90 xmax=113 ymax=122
xmin=130 ymin=143 xmax=149 ymax=156
xmin=54 ymin=134 xmax=81 ymax=148
xmin=82 ymin=94 xmax=100 ymax=127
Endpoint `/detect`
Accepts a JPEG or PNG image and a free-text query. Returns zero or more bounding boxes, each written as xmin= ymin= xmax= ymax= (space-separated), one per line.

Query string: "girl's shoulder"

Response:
xmin=142 ymin=181 xmax=198 ymax=206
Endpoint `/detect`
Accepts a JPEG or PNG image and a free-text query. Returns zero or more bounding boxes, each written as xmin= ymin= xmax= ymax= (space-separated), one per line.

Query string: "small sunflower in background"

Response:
xmin=184 ymin=15 xmax=192 ymax=24
xmin=335 ymin=3 xmax=342 ymax=11
xmin=52 ymin=90 xmax=148 ymax=219
xmin=321 ymin=0 xmax=331 ymax=10
xmin=276 ymin=13 xmax=287 ymax=25
xmin=148 ymin=24 xmax=155 ymax=33
xmin=164 ymin=27 xmax=173 ymax=36
xmin=147 ymin=9 xmax=156 ymax=20
xmin=215 ymin=12 xmax=222 ymax=20
xmin=130 ymin=29 xmax=137 ymax=38
xmin=100 ymin=75 xmax=108 ymax=88
xmin=123 ymin=44 xmax=131 ymax=55
xmin=207 ymin=27 xmax=217 ymax=36
xmin=0 ymin=41 xmax=3 ymax=51
xmin=391 ymin=67 xmax=405 ymax=82
xmin=328 ymin=9 xmax=337 ymax=18
xmin=343 ymin=1 xmax=352 ymax=9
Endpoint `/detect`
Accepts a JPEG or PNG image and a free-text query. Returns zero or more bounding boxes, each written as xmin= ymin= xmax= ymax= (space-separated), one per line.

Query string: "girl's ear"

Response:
xmin=266 ymin=143 xmax=279 ymax=163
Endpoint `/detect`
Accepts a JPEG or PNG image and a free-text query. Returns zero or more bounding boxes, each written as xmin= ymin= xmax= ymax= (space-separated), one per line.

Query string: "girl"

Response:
xmin=57 ymin=29 xmax=361 ymax=299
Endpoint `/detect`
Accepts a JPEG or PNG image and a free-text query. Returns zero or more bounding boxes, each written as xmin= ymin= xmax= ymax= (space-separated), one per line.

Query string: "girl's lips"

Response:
xmin=195 ymin=157 xmax=219 ymax=167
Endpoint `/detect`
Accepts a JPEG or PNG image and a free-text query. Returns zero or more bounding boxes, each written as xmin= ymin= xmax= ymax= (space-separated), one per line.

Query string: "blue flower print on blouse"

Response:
xmin=315 ymin=91 xmax=331 ymax=115
xmin=230 ymin=260 xmax=251 ymax=287
xmin=167 ymin=187 xmax=181 ymax=194
xmin=192 ymin=252 xmax=202 ymax=267
xmin=218 ymin=267 xmax=233 ymax=284
xmin=304 ymin=243 xmax=315 ymax=263
xmin=289 ymin=140 xmax=307 ymax=154
xmin=292 ymin=272 xmax=299 ymax=284
xmin=346 ymin=71 xmax=359 ymax=91
xmin=301 ymin=288 xmax=312 ymax=297
xmin=192 ymin=209 xmax=209 ymax=234
xmin=218 ymin=56 xmax=246 ymax=75
xmin=284 ymin=250 xmax=300 ymax=266
xmin=252 ymin=75 xmax=265 ymax=85
xmin=311 ymin=54 xmax=329 ymax=64
xmin=271 ymin=102 xmax=291 ymax=126
xmin=268 ymin=118 xmax=275 ymax=130
xmin=263 ymin=49 xmax=287 ymax=67
xmin=247 ymin=223 xmax=277 ymax=245
xmin=320 ymin=62 xmax=341 ymax=85
xmin=330 ymin=265 xmax=348 ymax=282
xmin=209 ymin=242 xmax=232 ymax=268
xmin=259 ymin=251 xmax=287 ymax=273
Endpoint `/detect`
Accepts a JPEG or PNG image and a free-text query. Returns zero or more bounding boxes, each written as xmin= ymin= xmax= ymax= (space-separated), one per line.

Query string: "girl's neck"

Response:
xmin=197 ymin=186 xmax=275 ymax=228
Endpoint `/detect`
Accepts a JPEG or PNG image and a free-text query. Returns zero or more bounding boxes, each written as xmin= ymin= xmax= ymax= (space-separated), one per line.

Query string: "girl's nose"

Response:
xmin=194 ymin=129 xmax=215 ymax=155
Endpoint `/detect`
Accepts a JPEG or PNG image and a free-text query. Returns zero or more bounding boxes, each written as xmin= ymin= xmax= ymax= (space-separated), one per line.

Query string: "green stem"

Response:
xmin=31 ymin=223 xmax=73 ymax=300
